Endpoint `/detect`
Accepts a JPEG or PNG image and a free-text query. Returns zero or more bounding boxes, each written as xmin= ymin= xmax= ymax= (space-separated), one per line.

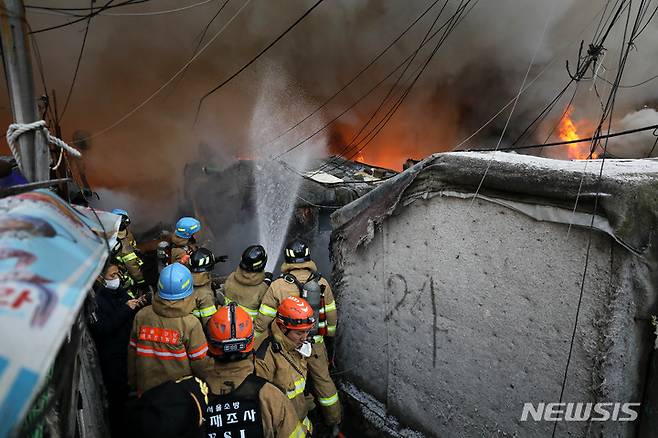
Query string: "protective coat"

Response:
xmin=223 ymin=266 xmax=269 ymax=320
xmin=255 ymin=322 xmax=341 ymax=429
xmin=191 ymin=272 xmax=217 ymax=325
xmin=204 ymin=358 xmax=306 ymax=437
xmin=254 ymin=261 xmax=337 ymax=338
xmin=127 ymin=293 xmax=209 ymax=394
xmin=116 ymin=229 xmax=145 ymax=285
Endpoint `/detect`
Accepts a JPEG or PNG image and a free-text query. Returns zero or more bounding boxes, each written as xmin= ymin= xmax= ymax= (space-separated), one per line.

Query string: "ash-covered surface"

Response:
xmin=330 ymin=152 xmax=658 ymax=437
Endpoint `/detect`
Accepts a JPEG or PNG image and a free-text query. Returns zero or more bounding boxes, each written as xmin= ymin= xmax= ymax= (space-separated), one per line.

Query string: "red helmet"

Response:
xmin=276 ymin=296 xmax=315 ymax=331
xmin=206 ymin=303 xmax=254 ymax=358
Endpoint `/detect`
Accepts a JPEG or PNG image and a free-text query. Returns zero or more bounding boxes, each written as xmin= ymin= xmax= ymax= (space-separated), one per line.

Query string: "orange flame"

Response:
xmin=558 ymin=106 xmax=595 ymax=159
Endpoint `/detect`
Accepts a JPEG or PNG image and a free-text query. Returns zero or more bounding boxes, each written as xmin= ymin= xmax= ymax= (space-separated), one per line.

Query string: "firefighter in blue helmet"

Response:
xmin=171 ymin=217 xmax=201 ymax=266
xmin=127 ymin=263 xmax=209 ymax=394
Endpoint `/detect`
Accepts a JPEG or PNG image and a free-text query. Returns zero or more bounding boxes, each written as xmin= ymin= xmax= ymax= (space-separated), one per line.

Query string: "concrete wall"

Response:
xmin=333 ymin=194 xmax=648 ymax=437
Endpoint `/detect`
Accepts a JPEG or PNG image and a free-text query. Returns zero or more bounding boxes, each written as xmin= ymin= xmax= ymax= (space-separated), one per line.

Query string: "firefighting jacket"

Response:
xmin=307 ymin=341 xmax=341 ymax=425
xmin=127 ymin=293 xmax=209 ymax=394
xmin=223 ymin=267 xmax=270 ymax=320
xmin=204 ymin=358 xmax=306 ymax=437
xmin=116 ymin=229 xmax=145 ymax=285
xmin=255 ymin=322 xmax=311 ymax=423
xmin=191 ymin=272 xmax=217 ymax=325
xmin=255 ymin=261 xmax=337 ymax=338
xmin=170 ymin=234 xmax=197 ymax=265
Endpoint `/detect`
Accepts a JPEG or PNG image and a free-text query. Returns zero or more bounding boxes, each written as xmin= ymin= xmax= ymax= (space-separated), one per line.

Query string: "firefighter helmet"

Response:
xmin=239 ymin=245 xmax=267 ymax=272
xmin=276 ymin=296 xmax=315 ymax=330
xmin=206 ymin=303 xmax=254 ymax=359
xmin=284 ymin=240 xmax=310 ymax=264
xmin=111 ymin=208 xmax=131 ymax=231
xmin=174 ymin=217 xmax=201 ymax=239
xmin=158 ymin=263 xmax=194 ymax=300
xmin=189 ymin=247 xmax=216 ymax=273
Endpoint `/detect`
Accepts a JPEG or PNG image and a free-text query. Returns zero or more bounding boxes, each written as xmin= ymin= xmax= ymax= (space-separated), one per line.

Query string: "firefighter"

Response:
xmin=171 ymin=216 xmax=201 ymax=265
xmin=254 ymin=240 xmax=341 ymax=428
xmin=255 ymin=297 xmax=341 ymax=435
xmin=127 ymin=263 xmax=209 ymax=394
xmin=222 ymin=245 xmax=273 ymax=321
xmin=124 ymin=375 xmax=209 ymax=438
xmin=204 ymin=303 xmax=306 ymax=437
xmin=189 ymin=247 xmax=218 ymax=326
xmin=111 ymin=209 xmax=147 ymax=292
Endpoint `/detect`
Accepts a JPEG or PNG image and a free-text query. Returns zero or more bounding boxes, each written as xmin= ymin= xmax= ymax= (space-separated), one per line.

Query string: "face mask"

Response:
xmin=105 ymin=277 xmax=121 ymax=290
xmin=296 ymin=341 xmax=312 ymax=358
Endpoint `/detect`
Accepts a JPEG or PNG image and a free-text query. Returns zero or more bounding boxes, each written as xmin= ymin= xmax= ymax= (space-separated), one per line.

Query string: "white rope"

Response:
xmin=6 ymin=120 xmax=82 ymax=173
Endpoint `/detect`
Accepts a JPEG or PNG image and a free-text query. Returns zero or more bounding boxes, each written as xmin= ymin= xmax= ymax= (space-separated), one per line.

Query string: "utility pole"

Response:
xmin=0 ymin=0 xmax=49 ymax=182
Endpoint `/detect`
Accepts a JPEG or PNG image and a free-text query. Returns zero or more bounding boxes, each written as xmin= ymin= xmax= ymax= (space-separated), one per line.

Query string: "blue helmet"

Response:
xmin=158 ymin=263 xmax=194 ymax=300
xmin=112 ymin=209 xmax=130 ymax=231
xmin=175 ymin=217 xmax=201 ymax=239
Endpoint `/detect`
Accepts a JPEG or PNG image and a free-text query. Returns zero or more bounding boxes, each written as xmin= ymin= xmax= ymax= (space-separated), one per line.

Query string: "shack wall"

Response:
xmin=333 ymin=194 xmax=646 ymax=437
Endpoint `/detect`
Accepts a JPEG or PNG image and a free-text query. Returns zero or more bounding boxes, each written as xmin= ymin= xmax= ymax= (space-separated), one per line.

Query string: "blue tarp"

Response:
xmin=0 ymin=189 xmax=118 ymax=437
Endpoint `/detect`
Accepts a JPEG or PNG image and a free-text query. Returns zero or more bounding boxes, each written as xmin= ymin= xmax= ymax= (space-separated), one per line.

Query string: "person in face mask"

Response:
xmin=90 ymin=262 xmax=146 ymax=437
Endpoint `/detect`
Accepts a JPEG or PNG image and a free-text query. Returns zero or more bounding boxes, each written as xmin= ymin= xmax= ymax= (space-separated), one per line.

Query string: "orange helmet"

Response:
xmin=276 ymin=296 xmax=316 ymax=331
xmin=206 ymin=303 xmax=254 ymax=359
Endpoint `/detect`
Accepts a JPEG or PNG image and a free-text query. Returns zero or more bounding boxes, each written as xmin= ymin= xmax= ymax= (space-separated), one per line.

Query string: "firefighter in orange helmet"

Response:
xmin=204 ymin=303 xmax=305 ymax=437
xmin=255 ymin=297 xmax=341 ymax=435
xmin=254 ymin=241 xmax=341 ymax=428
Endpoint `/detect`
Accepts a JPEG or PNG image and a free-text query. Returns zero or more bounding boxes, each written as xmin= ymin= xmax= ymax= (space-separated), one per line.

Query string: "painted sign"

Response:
xmin=0 ymin=190 xmax=118 ymax=437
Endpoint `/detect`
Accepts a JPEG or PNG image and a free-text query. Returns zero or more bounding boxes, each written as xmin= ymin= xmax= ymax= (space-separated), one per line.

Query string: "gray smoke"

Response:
xmin=0 ymin=0 xmax=654 ymax=232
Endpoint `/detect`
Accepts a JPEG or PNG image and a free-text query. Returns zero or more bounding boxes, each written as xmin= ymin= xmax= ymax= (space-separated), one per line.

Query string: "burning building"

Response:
xmin=181 ymin=155 xmax=396 ymax=277
xmin=330 ymin=151 xmax=658 ymax=437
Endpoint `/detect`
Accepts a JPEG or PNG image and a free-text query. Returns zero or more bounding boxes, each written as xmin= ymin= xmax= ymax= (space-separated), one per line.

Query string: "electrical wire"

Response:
xmin=58 ymin=0 xmax=94 ymax=123
xmin=270 ymin=0 xmax=475 ymax=163
xmin=102 ymin=0 xmax=216 ymax=16
xmin=249 ymin=0 xmax=445 ymax=157
xmin=77 ymin=0 xmax=252 ymax=143
xmin=28 ymin=0 xmax=143 ymax=33
xmin=323 ymin=0 xmax=478 ymax=171
xmin=466 ymin=122 xmax=658 ymax=152
xmin=193 ymin=0 xmax=326 ymax=124
xmin=552 ymin=2 xmax=647 ymax=436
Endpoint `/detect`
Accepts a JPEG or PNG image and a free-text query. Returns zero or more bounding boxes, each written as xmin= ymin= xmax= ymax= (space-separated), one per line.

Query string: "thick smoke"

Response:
xmin=1 ymin=0 xmax=656 ymax=233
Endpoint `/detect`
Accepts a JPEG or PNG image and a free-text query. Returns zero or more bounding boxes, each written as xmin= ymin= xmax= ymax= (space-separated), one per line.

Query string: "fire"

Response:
xmin=558 ymin=106 xmax=595 ymax=160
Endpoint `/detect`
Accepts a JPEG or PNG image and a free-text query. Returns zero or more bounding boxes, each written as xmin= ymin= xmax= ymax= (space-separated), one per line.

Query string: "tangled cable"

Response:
xmin=6 ymin=120 xmax=81 ymax=173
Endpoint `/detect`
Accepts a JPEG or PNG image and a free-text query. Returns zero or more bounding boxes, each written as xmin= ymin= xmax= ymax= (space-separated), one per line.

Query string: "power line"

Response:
xmin=25 ymin=1 xmax=147 ymax=12
xmin=552 ymin=1 xmax=647 ymax=436
xmin=28 ymin=0 xmax=139 ymax=33
xmin=249 ymin=0 xmax=445 ymax=157
xmin=193 ymin=0 xmax=326 ymax=124
xmin=58 ymin=0 xmax=94 ymax=123
xmin=78 ymin=0 xmax=252 ymax=142
xmin=466 ymin=122 xmax=658 ymax=152
xmin=103 ymin=0 xmax=216 ymax=16
xmin=325 ymin=0 xmax=478 ymax=170
xmin=271 ymin=0 xmax=475 ymax=162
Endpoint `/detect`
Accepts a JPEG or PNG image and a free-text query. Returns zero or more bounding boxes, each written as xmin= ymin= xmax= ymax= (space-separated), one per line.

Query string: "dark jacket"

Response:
xmin=90 ymin=285 xmax=137 ymax=387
